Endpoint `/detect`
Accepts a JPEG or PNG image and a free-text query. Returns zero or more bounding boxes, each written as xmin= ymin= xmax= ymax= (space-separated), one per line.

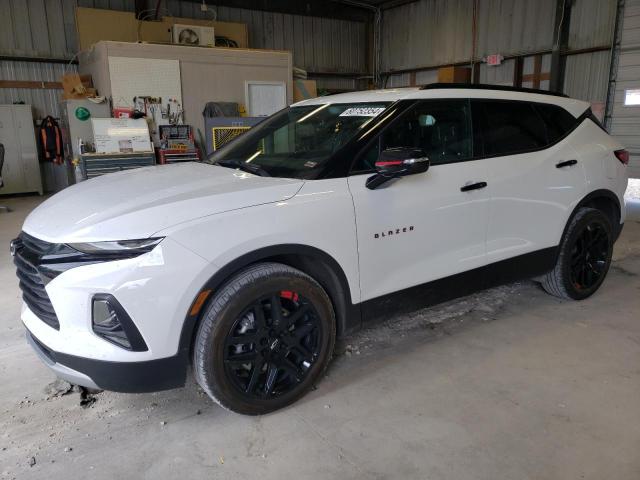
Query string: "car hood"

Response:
xmin=23 ymin=163 xmax=304 ymax=243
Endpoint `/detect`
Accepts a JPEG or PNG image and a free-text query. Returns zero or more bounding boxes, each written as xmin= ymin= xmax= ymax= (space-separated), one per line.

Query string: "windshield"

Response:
xmin=206 ymin=102 xmax=390 ymax=179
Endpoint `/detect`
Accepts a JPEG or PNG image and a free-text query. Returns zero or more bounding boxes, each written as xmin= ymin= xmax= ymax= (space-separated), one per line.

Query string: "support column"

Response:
xmin=549 ymin=0 xmax=573 ymax=93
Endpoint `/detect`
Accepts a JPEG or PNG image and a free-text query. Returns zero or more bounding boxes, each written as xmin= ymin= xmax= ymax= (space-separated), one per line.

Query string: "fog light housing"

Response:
xmin=92 ymin=294 xmax=148 ymax=352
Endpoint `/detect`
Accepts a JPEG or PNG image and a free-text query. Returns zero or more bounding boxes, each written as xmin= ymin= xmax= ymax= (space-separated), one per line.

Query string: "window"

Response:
xmin=207 ymin=102 xmax=390 ymax=179
xmin=473 ymin=100 xmax=547 ymax=156
xmin=535 ymin=103 xmax=577 ymax=143
xmin=624 ymin=88 xmax=640 ymax=106
xmin=353 ymin=99 xmax=472 ymax=171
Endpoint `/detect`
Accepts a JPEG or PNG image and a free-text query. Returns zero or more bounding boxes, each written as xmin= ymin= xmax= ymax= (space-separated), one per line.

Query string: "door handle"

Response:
xmin=460 ymin=181 xmax=487 ymax=192
xmin=556 ymin=159 xmax=578 ymax=168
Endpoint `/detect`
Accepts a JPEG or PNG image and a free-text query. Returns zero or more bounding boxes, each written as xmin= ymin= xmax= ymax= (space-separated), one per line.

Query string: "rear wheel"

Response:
xmin=541 ymin=207 xmax=613 ymax=300
xmin=193 ymin=262 xmax=336 ymax=415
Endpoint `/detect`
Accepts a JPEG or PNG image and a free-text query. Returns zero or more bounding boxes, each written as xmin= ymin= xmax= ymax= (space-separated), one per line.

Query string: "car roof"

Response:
xmin=293 ymin=86 xmax=591 ymax=118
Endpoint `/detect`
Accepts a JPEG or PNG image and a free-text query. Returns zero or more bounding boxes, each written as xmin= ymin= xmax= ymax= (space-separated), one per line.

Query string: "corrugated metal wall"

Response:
xmin=0 ymin=0 xmax=366 ymax=72
xmin=381 ymin=0 xmax=557 ymax=73
xmin=564 ymin=50 xmax=611 ymax=102
xmin=479 ymin=59 xmax=515 ymax=85
xmin=608 ymin=0 xmax=640 ymax=178
xmin=165 ymin=1 xmax=367 ymax=74
xmin=564 ymin=0 xmax=616 ymax=105
xmin=0 ymin=0 xmax=622 ymax=116
xmin=0 ymin=61 xmax=77 ymax=119
xmin=0 ymin=0 xmax=138 ymax=59
xmin=381 ymin=0 xmax=472 ymax=72
xmin=381 ymin=0 xmax=615 ymax=72
xmin=314 ymin=77 xmax=365 ymax=92
xmin=475 ymin=0 xmax=556 ymax=57
xmin=568 ymin=0 xmax=617 ymax=49
xmin=0 ymin=0 xmax=134 ymax=119
xmin=380 ymin=0 xmax=616 ymax=103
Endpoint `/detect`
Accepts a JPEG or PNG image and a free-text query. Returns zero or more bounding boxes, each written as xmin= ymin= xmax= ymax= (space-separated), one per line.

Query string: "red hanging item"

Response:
xmin=39 ymin=116 xmax=64 ymax=165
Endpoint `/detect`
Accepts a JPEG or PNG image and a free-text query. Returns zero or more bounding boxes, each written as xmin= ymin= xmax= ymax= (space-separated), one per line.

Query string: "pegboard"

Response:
xmin=108 ymin=56 xmax=182 ymax=108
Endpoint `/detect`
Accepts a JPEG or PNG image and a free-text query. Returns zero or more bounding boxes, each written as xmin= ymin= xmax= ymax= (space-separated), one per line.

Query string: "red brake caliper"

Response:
xmin=280 ymin=290 xmax=299 ymax=302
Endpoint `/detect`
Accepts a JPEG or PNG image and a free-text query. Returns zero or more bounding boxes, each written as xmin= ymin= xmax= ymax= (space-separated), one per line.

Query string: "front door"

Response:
xmin=348 ymin=99 xmax=490 ymax=302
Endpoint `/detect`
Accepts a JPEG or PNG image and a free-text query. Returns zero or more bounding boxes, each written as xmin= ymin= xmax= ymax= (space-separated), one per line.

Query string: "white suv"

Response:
xmin=12 ymin=85 xmax=629 ymax=414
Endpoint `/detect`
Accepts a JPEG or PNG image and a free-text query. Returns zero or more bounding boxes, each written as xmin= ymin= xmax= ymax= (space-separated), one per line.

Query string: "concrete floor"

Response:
xmin=1 ymin=193 xmax=639 ymax=480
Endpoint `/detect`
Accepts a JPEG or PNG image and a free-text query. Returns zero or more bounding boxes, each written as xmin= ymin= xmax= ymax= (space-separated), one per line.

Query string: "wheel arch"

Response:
xmin=567 ymin=189 xmax=622 ymax=240
xmin=177 ymin=244 xmax=360 ymax=362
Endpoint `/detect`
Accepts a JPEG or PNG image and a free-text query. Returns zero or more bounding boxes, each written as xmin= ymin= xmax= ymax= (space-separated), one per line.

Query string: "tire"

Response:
xmin=193 ymin=262 xmax=336 ymax=415
xmin=541 ymin=207 xmax=613 ymax=300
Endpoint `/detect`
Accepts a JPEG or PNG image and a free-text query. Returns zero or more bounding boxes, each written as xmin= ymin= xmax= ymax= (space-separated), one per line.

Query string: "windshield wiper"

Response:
xmin=216 ymin=159 xmax=271 ymax=177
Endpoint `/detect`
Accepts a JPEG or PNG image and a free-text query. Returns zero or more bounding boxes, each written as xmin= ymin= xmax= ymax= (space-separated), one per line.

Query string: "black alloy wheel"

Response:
xmin=193 ymin=262 xmax=336 ymax=415
xmin=223 ymin=291 xmax=322 ymax=399
xmin=541 ymin=207 xmax=614 ymax=300
xmin=569 ymin=221 xmax=610 ymax=292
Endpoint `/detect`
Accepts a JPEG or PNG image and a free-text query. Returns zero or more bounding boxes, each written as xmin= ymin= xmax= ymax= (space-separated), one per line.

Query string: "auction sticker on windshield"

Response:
xmin=339 ymin=107 xmax=386 ymax=117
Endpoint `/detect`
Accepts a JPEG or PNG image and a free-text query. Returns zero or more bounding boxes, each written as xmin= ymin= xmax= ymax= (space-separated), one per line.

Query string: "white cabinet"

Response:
xmin=0 ymin=105 xmax=43 ymax=195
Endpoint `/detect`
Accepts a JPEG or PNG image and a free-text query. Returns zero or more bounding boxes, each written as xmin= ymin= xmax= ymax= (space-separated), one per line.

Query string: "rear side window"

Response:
xmin=534 ymin=103 xmax=577 ymax=142
xmin=473 ymin=100 xmax=547 ymax=156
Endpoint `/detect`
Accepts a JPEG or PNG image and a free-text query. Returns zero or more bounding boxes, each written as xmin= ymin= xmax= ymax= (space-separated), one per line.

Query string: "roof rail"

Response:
xmin=419 ymin=83 xmax=569 ymax=98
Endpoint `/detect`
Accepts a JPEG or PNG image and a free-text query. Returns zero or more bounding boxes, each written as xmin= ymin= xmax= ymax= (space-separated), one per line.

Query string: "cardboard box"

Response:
xmin=293 ymin=80 xmax=317 ymax=102
xmin=76 ymin=8 xmax=134 ymax=50
xmin=437 ymin=66 xmax=471 ymax=84
xmin=61 ymin=74 xmax=96 ymax=99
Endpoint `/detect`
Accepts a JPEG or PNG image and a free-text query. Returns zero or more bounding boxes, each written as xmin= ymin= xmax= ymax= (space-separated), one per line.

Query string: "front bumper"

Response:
xmin=18 ymin=235 xmax=212 ymax=362
xmin=14 ymin=234 xmax=219 ymax=393
xmin=27 ymin=329 xmax=187 ymax=392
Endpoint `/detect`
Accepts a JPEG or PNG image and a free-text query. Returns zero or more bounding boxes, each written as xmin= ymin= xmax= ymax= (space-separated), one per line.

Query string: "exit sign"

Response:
xmin=486 ymin=54 xmax=504 ymax=66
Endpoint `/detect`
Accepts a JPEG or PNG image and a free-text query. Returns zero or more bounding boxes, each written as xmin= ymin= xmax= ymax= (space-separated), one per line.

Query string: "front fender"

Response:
xmin=157 ymin=178 xmax=361 ymax=358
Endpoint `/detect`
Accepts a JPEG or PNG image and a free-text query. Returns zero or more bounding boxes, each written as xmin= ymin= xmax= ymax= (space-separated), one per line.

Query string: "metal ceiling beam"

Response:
xmin=176 ymin=0 xmax=372 ymax=22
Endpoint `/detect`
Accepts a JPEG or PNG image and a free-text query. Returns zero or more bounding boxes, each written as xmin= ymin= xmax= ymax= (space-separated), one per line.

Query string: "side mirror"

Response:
xmin=366 ymin=147 xmax=430 ymax=190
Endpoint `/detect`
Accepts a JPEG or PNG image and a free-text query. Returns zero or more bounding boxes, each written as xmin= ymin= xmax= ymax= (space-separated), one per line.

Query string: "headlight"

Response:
xmin=67 ymin=237 xmax=164 ymax=255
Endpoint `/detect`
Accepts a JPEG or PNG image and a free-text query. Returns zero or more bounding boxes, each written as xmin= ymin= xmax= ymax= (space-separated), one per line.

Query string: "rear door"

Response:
xmin=472 ymin=99 xmax=585 ymax=265
xmin=348 ymin=99 xmax=490 ymax=302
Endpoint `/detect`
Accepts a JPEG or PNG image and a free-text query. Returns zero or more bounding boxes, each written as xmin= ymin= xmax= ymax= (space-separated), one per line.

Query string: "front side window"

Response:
xmin=207 ymin=102 xmax=390 ymax=179
xmin=353 ymin=99 xmax=473 ymax=172
xmin=472 ymin=100 xmax=547 ymax=157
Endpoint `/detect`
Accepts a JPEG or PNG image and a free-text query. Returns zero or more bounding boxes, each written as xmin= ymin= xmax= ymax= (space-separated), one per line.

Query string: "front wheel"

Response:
xmin=193 ymin=262 xmax=336 ymax=415
xmin=541 ymin=207 xmax=614 ymax=300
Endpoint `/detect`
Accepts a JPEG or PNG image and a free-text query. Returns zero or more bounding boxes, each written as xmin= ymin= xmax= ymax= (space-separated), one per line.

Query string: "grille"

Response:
xmin=13 ymin=234 xmax=60 ymax=330
xmin=20 ymin=232 xmax=52 ymax=256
